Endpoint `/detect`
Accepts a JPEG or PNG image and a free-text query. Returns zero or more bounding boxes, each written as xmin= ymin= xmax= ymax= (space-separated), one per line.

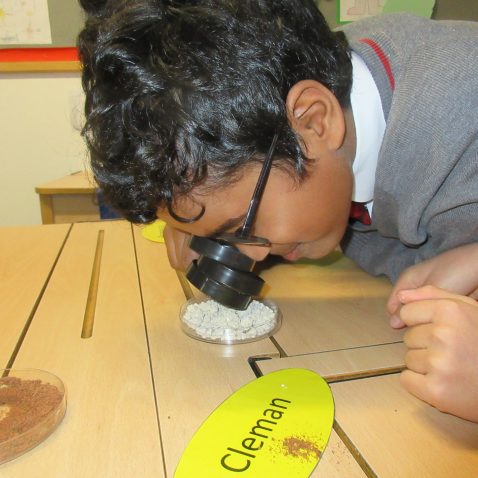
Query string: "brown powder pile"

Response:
xmin=282 ymin=435 xmax=322 ymax=462
xmin=0 ymin=376 xmax=65 ymax=464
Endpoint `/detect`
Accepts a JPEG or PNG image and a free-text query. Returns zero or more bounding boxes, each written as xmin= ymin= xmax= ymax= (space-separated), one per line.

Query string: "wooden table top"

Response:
xmin=0 ymin=221 xmax=476 ymax=477
xmin=35 ymin=170 xmax=97 ymax=195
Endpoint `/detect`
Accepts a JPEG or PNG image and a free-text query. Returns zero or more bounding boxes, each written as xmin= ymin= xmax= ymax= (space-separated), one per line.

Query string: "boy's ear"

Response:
xmin=286 ymin=80 xmax=346 ymax=158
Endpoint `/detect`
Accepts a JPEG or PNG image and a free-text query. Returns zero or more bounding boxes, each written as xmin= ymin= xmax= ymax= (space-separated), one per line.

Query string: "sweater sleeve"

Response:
xmin=341 ymin=199 xmax=478 ymax=283
xmin=340 ymin=16 xmax=478 ymax=283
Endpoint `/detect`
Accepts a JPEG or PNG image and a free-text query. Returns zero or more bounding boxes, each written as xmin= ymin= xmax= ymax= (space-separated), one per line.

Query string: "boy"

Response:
xmin=78 ymin=0 xmax=478 ymax=279
xmin=78 ymin=1 xmax=478 ymax=416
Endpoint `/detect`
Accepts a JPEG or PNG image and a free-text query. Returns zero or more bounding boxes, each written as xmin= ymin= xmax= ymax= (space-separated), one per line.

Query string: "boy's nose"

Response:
xmin=236 ymin=244 xmax=272 ymax=262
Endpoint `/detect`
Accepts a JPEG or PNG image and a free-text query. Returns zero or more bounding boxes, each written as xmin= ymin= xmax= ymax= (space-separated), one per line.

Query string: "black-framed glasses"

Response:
xmin=214 ymin=132 xmax=279 ymax=247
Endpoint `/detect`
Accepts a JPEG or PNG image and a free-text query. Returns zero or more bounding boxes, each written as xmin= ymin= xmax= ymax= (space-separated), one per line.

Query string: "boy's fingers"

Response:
xmin=386 ymin=266 xmax=424 ymax=315
xmin=404 ymin=348 xmax=429 ymax=374
xmin=403 ymin=323 xmax=433 ymax=349
xmin=399 ymin=300 xmax=437 ymax=326
xmin=389 ymin=313 xmax=406 ymax=329
xmin=386 ymin=291 xmax=401 ymax=316
xmin=387 ymin=284 xmax=447 ymax=324
xmin=400 ymin=369 xmax=430 ymax=405
xmin=398 ymin=285 xmax=474 ymax=304
xmin=399 ymin=288 xmax=478 ymax=328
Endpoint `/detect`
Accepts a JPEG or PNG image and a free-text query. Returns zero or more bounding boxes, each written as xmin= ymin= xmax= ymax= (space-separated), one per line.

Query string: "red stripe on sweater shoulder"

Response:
xmin=359 ymin=38 xmax=395 ymax=91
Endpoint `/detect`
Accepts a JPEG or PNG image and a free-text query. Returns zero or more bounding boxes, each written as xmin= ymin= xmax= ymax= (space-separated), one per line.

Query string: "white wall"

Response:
xmin=0 ymin=72 xmax=87 ymax=226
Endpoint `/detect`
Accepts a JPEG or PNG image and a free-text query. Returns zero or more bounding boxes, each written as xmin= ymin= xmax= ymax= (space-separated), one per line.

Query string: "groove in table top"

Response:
xmin=2 ymin=222 xmax=164 ymax=477
xmin=0 ymin=224 xmax=71 ymax=368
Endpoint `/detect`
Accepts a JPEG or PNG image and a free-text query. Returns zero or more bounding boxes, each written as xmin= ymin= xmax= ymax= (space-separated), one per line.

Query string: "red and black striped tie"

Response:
xmin=349 ymin=202 xmax=372 ymax=225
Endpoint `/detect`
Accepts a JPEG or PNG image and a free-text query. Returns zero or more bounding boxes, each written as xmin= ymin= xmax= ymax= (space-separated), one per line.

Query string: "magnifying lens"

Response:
xmin=186 ymin=236 xmax=264 ymax=310
xmin=185 ymin=133 xmax=279 ymax=310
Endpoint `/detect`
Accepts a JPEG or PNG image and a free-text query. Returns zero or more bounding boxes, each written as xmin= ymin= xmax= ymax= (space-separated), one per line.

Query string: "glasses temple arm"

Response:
xmin=236 ymin=132 xmax=279 ymax=238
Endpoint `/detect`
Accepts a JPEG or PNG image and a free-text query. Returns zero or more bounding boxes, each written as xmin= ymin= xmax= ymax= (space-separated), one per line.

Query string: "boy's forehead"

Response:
xmin=157 ymin=158 xmax=308 ymax=230
xmin=157 ymin=191 xmax=248 ymax=237
xmin=158 ymin=166 xmax=264 ymax=226
xmin=164 ymin=192 xmax=206 ymax=219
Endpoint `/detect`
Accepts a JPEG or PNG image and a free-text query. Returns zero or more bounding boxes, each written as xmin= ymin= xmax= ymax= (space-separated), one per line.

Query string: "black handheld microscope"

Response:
xmin=185 ymin=133 xmax=279 ymax=310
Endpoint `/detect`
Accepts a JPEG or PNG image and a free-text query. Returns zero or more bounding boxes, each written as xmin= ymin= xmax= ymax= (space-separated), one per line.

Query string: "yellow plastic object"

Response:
xmin=174 ymin=368 xmax=334 ymax=477
xmin=141 ymin=220 xmax=166 ymax=243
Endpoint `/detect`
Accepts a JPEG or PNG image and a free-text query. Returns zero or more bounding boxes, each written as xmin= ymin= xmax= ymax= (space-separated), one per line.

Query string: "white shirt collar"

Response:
xmin=350 ymin=52 xmax=386 ymax=210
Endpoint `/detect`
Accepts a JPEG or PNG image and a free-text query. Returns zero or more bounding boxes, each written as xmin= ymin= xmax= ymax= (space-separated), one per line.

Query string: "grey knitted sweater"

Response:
xmin=340 ymin=13 xmax=478 ymax=282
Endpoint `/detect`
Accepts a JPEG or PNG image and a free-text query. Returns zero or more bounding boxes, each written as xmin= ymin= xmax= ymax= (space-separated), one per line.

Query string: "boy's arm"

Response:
xmin=387 ymin=243 xmax=478 ymax=327
xmin=340 ymin=228 xmax=422 ymax=281
xmin=399 ymin=285 xmax=478 ymax=423
xmin=342 ymin=175 xmax=478 ymax=286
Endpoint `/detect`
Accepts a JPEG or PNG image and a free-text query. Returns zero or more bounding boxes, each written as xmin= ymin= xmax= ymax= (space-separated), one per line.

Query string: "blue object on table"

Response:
xmin=96 ymin=190 xmax=122 ymax=220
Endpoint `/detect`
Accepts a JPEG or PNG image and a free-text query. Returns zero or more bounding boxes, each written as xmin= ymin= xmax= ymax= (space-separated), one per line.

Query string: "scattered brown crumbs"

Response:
xmin=282 ymin=435 xmax=322 ymax=461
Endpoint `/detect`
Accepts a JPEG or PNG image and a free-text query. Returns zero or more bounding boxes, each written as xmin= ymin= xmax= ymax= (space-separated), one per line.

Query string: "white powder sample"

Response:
xmin=182 ymin=299 xmax=277 ymax=341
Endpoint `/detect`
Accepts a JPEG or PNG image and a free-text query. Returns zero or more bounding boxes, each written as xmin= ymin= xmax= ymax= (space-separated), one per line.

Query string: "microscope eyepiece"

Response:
xmin=186 ymin=236 xmax=266 ymax=310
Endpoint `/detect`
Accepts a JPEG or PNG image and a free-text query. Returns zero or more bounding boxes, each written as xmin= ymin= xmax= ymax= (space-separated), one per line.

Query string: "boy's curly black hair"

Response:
xmin=78 ymin=0 xmax=352 ymax=223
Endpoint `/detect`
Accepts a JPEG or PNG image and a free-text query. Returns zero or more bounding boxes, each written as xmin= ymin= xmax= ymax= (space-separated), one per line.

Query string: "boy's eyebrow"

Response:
xmin=210 ymin=214 xmax=247 ymax=236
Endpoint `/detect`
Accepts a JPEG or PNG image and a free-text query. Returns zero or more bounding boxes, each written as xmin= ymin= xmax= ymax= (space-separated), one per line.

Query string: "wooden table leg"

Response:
xmin=38 ymin=194 xmax=54 ymax=224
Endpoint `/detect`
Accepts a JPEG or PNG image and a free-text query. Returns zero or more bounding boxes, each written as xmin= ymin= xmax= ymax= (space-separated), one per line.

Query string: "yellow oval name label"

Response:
xmin=174 ymin=368 xmax=334 ymax=477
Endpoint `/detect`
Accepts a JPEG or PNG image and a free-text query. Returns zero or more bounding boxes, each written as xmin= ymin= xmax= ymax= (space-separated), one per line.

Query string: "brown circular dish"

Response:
xmin=0 ymin=369 xmax=67 ymax=465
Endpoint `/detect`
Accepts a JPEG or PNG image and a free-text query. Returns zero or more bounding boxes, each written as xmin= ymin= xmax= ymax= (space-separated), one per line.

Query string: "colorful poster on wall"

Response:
xmin=339 ymin=0 xmax=386 ymax=22
xmin=0 ymin=0 xmax=52 ymax=45
xmin=339 ymin=0 xmax=435 ymax=23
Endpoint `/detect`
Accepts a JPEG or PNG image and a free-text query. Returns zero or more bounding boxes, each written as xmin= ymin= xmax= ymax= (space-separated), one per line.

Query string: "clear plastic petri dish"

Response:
xmin=0 ymin=368 xmax=67 ymax=465
xmin=180 ymin=297 xmax=282 ymax=345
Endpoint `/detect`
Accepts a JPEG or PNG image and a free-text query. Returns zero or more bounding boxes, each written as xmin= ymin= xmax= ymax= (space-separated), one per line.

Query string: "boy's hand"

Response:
xmin=163 ymin=225 xmax=199 ymax=271
xmin=387 ymin=243 xmax=478 ymax=328
xmin=398 ymin=286 xmax=478 ymax=422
